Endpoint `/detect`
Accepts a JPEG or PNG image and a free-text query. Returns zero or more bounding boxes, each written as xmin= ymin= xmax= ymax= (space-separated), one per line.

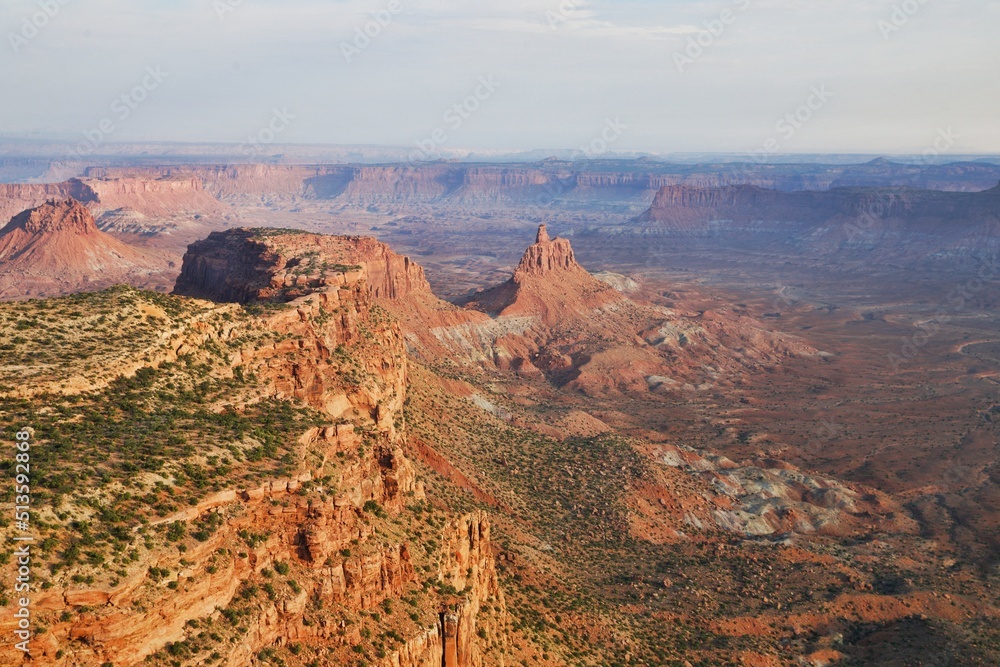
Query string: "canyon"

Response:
xmin=0 ymin=156 xmax=998 ymax=665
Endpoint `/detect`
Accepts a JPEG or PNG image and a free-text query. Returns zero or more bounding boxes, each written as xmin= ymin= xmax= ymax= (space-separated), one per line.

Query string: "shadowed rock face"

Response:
xmin=173 ymin=227 xmax=432 ymax=304
xmin=639 ymin=182 xmax=1000 ymax=226
xmin=633 ymin=182 xmax=1000 ymax=259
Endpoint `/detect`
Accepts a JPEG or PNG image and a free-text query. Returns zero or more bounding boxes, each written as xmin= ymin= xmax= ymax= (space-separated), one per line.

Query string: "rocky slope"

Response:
xmin=4 ymin=226 xmax=996 ymax=666
xmin=172 ymin=226 xmax=497 ymax=363
xmin=0 ymin=249 xmax=509 ymax=665
xmin=171 ymin=225 xmax=813 ymax=395
xmin=0 ymin=199 xmax=169 ymax=299
xmin=0 ymin=181 xmax=94 ymax=222
xmin=463 ymin=224 xmax=610 ymax=326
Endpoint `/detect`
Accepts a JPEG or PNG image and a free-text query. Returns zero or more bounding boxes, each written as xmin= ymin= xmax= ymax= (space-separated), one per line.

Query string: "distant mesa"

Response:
xmin=632 ymin=182 xmax=1000 ymax=259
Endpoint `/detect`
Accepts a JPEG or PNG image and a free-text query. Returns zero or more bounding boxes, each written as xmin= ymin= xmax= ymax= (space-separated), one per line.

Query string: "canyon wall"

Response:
xmin=79 ymin=176 xmax=228 ymax=217
xmin=69 ymin=160 xmax=1000 ymax=210
xmin=0 ymin=176 xmax=227 ymax=223
xmin=2 ymin=160 xmax=998 ymax=230
xmin=0 ymin=241 xmax=506 ymax=666
xmin=632 ymin=182 xmax=1000 ymax=259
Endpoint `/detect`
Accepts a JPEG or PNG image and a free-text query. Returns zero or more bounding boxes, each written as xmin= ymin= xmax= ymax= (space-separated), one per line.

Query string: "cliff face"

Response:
xmin=0 ymin=239 xmax=506 ymax=667
xmin=69 ymin=160 xmax=1000 ymax=210
xmin=79 ymin=176 xmax=228 ymax=218
xmin=511 ymin=224 xmax=585 ymax=281
xmin=634 ymin=182 xmax=1000 ymax=258
xmin=640 ymin=182 xmax=1000 ymax=226
xmin=0 ymin=181 xmax=96 ymax=222
xmin=174 ymin=228 xmax=432 ymax=305
xmin=0 ymin=176 xmax=227 ymax=226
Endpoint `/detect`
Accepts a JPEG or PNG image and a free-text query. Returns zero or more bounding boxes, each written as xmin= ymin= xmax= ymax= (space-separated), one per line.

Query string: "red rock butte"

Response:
xmin=2 ymin=198 xmax=100 ymax=236
xmin=459 ymin=224 xmax=623 ymax=328
xmin=0 ymin=199 xmax=163 ymax=300
xmin=512 ymin=224 xmax=589 ymax=282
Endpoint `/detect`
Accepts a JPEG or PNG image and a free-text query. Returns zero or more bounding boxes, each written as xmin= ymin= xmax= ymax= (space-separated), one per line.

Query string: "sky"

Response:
xmin=1 ymin=0 xmax=998 ymax=157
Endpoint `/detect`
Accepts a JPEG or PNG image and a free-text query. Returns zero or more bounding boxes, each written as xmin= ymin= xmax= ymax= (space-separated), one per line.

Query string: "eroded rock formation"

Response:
xmin=0 ymin=199 xmax=167 ymax=299
xmin=0 ymin=241 xmax=507 ymax=666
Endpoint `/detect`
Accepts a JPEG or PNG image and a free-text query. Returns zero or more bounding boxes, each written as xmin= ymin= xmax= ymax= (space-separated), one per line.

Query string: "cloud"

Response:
xmin=0 ymin=0 xmax=996 ymax=153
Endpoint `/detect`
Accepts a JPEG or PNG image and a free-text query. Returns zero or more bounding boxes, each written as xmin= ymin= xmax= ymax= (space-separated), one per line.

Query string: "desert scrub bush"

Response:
xmin=165 ymin=522 xmax=186 ymax=542
xmin=0 ymin=300 xmax=324 ymax=573
xmin=363 ymin=500 xmax=388 ymax=519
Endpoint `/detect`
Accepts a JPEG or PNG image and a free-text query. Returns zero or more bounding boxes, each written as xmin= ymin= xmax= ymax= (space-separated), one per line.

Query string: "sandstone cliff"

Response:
xmin=70 ymin=159 xmax=1000 ymax=211
xmin=0 ymin=243 xmax=507 ymax=666
xmin=0 ymin=176 xmax=228 ymax=225
xmin=634 ymin=182 xmax=1000 ymax=259
xmin=80 ymin=176 xmax=228 ymax=218
xmin=173 ymin=228 xmax=433 ymax=305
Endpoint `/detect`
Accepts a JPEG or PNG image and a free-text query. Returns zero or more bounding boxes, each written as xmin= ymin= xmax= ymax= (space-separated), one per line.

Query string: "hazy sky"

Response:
xmin=2 ymin=0 xmax=998 ymax=156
